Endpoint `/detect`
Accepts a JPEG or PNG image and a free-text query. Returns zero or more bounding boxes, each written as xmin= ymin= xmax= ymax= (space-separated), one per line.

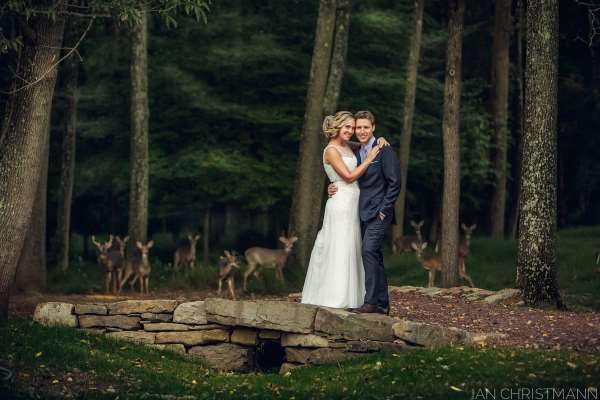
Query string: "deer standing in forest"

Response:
xmin=119 ymin=240 xmax=154 ymax=294
xmin=243 ymin=232 xmax=298 ymax=291
xmin=173 ymin=234 xmax=201 ymax=271
xmin=392 ymin=220 xmax=425 ymax=254
xmin=411 ymin=241 xmax=442 ymax=287
xmin=92 ymin=235 xmax=123 ymax=294
xmin=457 ymin=223 xmax=476 ymax=287
xmin=218 ymin=250 xmax=240 ymax=300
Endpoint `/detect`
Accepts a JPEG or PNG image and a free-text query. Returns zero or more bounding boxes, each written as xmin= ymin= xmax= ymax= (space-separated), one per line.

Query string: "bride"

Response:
xmin=301 ymin=111 xmax=382 ymax=308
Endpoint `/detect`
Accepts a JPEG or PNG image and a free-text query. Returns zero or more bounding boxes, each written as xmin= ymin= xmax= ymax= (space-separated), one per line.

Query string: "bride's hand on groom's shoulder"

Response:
xmin=377 ymin=137 xmax=391 ymax=147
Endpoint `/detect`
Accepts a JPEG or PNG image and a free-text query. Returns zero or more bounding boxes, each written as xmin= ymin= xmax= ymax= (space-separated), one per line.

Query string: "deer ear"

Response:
xmin=291 ymin=236 xmax=298 ymax=243
xmin=195 ymin=234 xmax=201 ymax=240
xmin=124 ymin=236 xmax=130 ymax=243
xmin=136 ymin=241 xmax=142 ymax=249
xmin=418 ymin=220 xmax=424 ymax=226
xmin=422 ymin=242 xmax=428 ymax=250
xmin=148 ymin=240 xmax=154 ymax=248
xmin=224 ymin=250 xmax=231 ymax=257
xmin=471 ymin=224 xmax=477 ymax=230
xmin=279 ymin=236 xmax=286 ymax=243
xmin=461 ymin=223 xmax=466 ymax=230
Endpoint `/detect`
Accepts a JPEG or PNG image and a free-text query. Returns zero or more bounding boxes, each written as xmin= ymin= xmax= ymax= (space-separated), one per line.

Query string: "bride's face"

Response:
xmin=338 ymin=118 xmax=355 ymax=142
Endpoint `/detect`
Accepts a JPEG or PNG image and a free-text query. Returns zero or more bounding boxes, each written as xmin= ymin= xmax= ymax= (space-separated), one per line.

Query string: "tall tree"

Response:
xmin=55 ymin=17 xmax=82 ymax=272
xmin=508 ymin=0 xmax=525 ymax=238
xmin=489 ymin=0 xmax=512 ymax=238
xmin=0 ymin=3 xmax=66 ymax=318
xmin=128 ymin=10 xmax=150 ymax=246
xmin=516 ymin=0 xmax=562 ymax=308
xmin=392 ymin=0 xmax=425 ymax=247
xmin=289 ymin=0 xmax=337 ymax=269
xmin=14 ymin=119 xmax=50 ymax=292
xmin=440 ymin=0 xmax=465 ymax=288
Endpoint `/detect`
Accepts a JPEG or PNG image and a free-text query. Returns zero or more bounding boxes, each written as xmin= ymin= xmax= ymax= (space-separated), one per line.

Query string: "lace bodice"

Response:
xmin=323 ymin=144 xmax=357 ymax=184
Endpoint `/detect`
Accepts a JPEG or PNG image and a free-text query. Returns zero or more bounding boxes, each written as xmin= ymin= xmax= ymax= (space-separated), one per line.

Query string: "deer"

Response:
xmin=457 ymin=223 xmax=476 ymax=287
xmin=110 ymin=235 xmax=129 ymax=284
xmin=411 ymin=242 xmax=442 ymax=288
xmin=595 ymin=250 xmax=600 ymax=273
xmin=118 ymin=240 xmax=154 ymax=294
xmin=392 ymin=220 xmax=425 ymax=254
xmin=218 ymin=250 xmax=241 ymax=300
xmin=173 ymin=234 xmax=201 ymax=271
xmin=92 ymin=235 xmax=123 ymax=294
xmin=243 ymin=232 xmax=298 ymax=291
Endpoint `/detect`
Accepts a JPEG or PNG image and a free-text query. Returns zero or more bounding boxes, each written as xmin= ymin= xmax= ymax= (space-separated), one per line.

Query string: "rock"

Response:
xmin=259 ymin=330 xmax=281 ymax=339
xmin=205 ymin=298 xmax=317 ymax=333
xmin=187 ymin=324 xmax=226 ymax=331
xmin=467 ymin=332 xmax=509 ymax=345
xmin=155 ymin=329 xmax=230 ymax=346
xmin=230 ymin=328 xmax=258 ymax=346
xmin=344 ymin=340 xmax=409 ymax=353
xmin=150 ymin=344 xmax=187 ymax=354
xmin=281 ymin=333 xmax=329 ymax=348
xmin=419 ymin=287 xmax=444 ymax=296
xmin=483 ymin=288 xmax=521 ymax=304
xmin=388 ymin=285 xmax=418 ymax=293
xmin=285 ymin=347 xmax=358 ymax=365
xmin=107 ymin=331 xmax=156 ymax=344
xmin=314 ymin=308 xmax=396 ymax=341
xmin=33 ymin=302 xmax=78 ymax=328
xmin=279 ymin=362 xmax=304 ymax=374
xmin=74 ymin=304 xmax=107 ymax=315
xmin=108 ymin=300 xmax=178 ymax=315
xmin=172 ymin=301 xmax=207 ymax=325
xmin=392 ymin=320 xmax=469 ymax=347
xmin=141 ymin=313 xmax=173 ymax=322
xmin=79 ymin=315 xmax=141 ymax=330
xmin=188 ymin=343 xmax=254 ymax=372
xmin=143 ymin=323 xmax=191 ymax=332
xmin=81 ymin=328 xmax=106 ymax=335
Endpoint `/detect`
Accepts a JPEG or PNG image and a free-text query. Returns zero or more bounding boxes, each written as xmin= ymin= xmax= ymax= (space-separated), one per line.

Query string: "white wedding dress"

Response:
xmin=301 ymin=144 xmax=365 ymax=308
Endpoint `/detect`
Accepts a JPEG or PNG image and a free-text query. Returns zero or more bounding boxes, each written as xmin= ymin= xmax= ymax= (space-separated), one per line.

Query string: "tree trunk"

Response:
xmin=289 ymin=0 xmax=337 ymax=269
xmin=55 ymin=17 xmax=81 ymax=273
xmin=203 ymin=207 xmax=210 ymax=267
xmin=440 ymin=0 xmax=465 ymax=288
xmin=15 ymin=118 xmax=50 ymax=292
xmin=128 ymin=11 xmax=150 ymax=247
xmin=508 ymin=0 xmax=525 ymax=238
xmin=516 ymin=0 xmax=562 ymax=308
xmin=489 ymin=0 xmax=512 ymax=239
xmin=0 ymin=6 xmax=65 ymax=319
xmin=392 ymin=0 xmax=425 ymax=249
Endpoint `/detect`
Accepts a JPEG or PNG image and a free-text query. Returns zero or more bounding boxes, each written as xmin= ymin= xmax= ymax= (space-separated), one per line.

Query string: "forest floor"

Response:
xmin=10 ymin=285 xmax=600 ymax=354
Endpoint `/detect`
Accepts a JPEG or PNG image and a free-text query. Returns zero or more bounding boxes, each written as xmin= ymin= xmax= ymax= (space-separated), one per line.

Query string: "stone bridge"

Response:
xmin=33 ymin=294 xmax=508 ymax=373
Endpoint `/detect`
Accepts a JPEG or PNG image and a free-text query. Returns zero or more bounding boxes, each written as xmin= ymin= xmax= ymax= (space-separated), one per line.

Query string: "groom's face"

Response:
xmin=355 ymin=118 xmax=375 ymax=144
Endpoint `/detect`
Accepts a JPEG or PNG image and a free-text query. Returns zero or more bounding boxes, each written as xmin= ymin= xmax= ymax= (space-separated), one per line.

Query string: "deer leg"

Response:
xmin=145 ymin=276 xmax=150 ymax=294
xmin=459 ymin=259 xmax=475 ymax=287
xmin=105 ymin=272 xmax=111 ymax=294
xmin=228 ymin=277 xmax=235 ymax=300
xmin=130 ymin=274 xmax=139 ymax=292
xmin=243 ymin=263 xmax=255 ymax=291
xmin=428 ymin=270 xmax=435 ymax=288
xmin=218 ymin=278 xmax=223 ymax=296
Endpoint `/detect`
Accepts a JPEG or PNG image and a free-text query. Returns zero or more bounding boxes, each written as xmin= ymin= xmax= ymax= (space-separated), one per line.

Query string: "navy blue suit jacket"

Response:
xmin=355 ymin=140 xmax=401 ymax=224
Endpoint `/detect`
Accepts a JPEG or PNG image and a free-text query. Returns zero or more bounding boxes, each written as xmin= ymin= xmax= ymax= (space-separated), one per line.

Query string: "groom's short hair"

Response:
xmin=354 ymin=110 xmax=375 ymax=125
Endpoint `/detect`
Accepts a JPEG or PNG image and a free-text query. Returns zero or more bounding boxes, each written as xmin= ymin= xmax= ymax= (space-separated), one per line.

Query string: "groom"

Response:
xmin=328 ymin=110 xmax=401 ymax=314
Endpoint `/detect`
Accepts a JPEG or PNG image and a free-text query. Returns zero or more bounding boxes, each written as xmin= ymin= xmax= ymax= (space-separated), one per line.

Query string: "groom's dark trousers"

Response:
xmin=356 ymin=141 xmax=401 ymax=310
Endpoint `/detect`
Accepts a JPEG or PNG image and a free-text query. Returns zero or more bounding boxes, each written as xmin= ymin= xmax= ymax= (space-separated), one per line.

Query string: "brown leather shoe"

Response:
xmin=377 ymin=306 xmax=390 ymax=315
xmin=348 ymin=303 xmax=378 ymax=314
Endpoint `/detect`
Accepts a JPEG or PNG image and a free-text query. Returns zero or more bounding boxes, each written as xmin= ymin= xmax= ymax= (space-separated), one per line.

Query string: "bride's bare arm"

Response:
xmin=325 ymin=146 xmax=380 ymax=183
xmin=347 ymin=137 xmax=390 ymax=150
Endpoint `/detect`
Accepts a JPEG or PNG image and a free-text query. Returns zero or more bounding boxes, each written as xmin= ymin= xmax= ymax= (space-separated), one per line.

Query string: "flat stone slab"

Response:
xmin=230 ymin=328 xmax=258 ymax=346
xmin=107 ymin=331 xmax=156 ymax=344
xmin=205 ymin=298 xmax=317 ymax=333
xmin=74 ymin=304 xmax=107 ymax=315
xmin=143 ymin=323 xmax=191 ymax=332
xmin=173 ymin=301 xmax=207 ymax=325
xmin=314 ymin=308 xmax=396 ymax=341
xmin=188 ymin=343 xmax=254 ymax=372
xmin=285 ymin=347 xmax=359 ymax=365
xmin=79 ymin=315 xmax=141 ymax=330
xmin=483 ymin=288 xmax=521 ymax=304
xmin=281 ymin=333 xmax=329 ymax=348
xmin=155 ymin=329 xmax=230 ymax=346
xmin=149 ymin=343 xmax=186 ymax=354
xmin=141 ymin=313 xmax=173 ymax=322
xmin=33 ymin=302 xmax=78 ymax=328
xmin=392 ymin=320 xmax=469 ymax=347
xmin=108 ymin=300 xmax=178 ymax=315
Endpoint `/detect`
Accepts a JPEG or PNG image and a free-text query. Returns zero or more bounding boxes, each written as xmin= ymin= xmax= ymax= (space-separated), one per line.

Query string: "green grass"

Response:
xmin=1 ymin=319 xmax=598 ymax=399
xmin=385 ymin=225 xmax=600 ymax=310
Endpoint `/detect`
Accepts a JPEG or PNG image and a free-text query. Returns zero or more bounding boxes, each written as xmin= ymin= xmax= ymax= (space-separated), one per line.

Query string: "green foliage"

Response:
xmin=1 ymin=318 xmax=599 ymax=399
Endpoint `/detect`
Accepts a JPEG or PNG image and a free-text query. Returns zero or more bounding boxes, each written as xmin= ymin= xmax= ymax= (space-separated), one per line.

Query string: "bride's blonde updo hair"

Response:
xmin=322 ymin=111 xmax=354 ymax=139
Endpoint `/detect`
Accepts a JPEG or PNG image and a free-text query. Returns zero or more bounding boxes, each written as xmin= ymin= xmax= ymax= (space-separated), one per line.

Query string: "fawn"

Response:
xmin=119 ymin=240 xmax=154 ymax=294
xmin=173 ymin=234 xmax=201 ymax=271
xmin=243 ymin=232 xmax=298 ymax=291
xmin=218 ymin=250 xmax=240 ymax=300
xmin=393 ymin=220 xmax=424 ymax=254
xmin=457 ymin=224 xmax=476 ymax=287
xmin=411 ymin=242 xmax=442 ymax=288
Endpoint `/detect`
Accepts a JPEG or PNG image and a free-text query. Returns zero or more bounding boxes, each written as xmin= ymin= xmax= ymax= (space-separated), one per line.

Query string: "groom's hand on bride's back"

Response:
xmin=327 ymin=183 xmax=338 ymax=198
